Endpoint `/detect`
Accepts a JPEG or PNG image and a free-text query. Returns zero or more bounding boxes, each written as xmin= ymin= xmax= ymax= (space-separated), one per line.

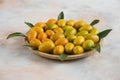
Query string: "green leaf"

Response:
xmin=24 ymin=44 xmax=37 ymax=50
xmin=90 ymin=19 xmax=100 ymax=26
xmin=97 ymin=29 xmax=112 ymax=39
xmin=24 ymin=22 xmax=34 ymax=28
xmin=95 ymin=43 xmax=101 ymax=53
xmin=57 ymin=11 xmax=64 ymax=20
xmin=60 ymin=54 xmax=68 ymax=61
xmin=7 ymin=32 xmax=27 ymax=39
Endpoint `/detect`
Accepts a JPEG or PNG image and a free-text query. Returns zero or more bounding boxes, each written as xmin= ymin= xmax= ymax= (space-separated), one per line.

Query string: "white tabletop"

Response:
xmin=0 ymin=0 xmax=120 ymax=80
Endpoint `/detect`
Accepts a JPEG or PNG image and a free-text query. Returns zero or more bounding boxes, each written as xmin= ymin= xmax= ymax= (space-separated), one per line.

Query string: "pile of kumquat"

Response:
xmin=7 ymin=12 xmax=112 ymax=60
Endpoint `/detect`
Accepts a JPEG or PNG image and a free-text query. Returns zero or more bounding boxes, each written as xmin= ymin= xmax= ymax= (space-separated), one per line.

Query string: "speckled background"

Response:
xmin=0 ymin=0 xmax=120 ymax=80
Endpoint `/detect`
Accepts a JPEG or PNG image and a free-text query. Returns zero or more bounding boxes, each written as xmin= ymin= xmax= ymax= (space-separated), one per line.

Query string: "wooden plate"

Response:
xmin=30 ymin=49 xmax=95 ymax=60
xmin=29 ymin=40 xmax=102 ymax=61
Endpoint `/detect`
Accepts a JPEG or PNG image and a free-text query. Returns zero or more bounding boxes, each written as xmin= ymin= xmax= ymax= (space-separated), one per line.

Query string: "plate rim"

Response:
xmin=30 ymin=49 xmax=96 ymax=60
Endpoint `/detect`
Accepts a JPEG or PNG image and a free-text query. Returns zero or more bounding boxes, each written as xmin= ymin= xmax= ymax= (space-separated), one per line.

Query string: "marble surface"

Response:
xmin=0 ymin=0 xmax=120 ymax=80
